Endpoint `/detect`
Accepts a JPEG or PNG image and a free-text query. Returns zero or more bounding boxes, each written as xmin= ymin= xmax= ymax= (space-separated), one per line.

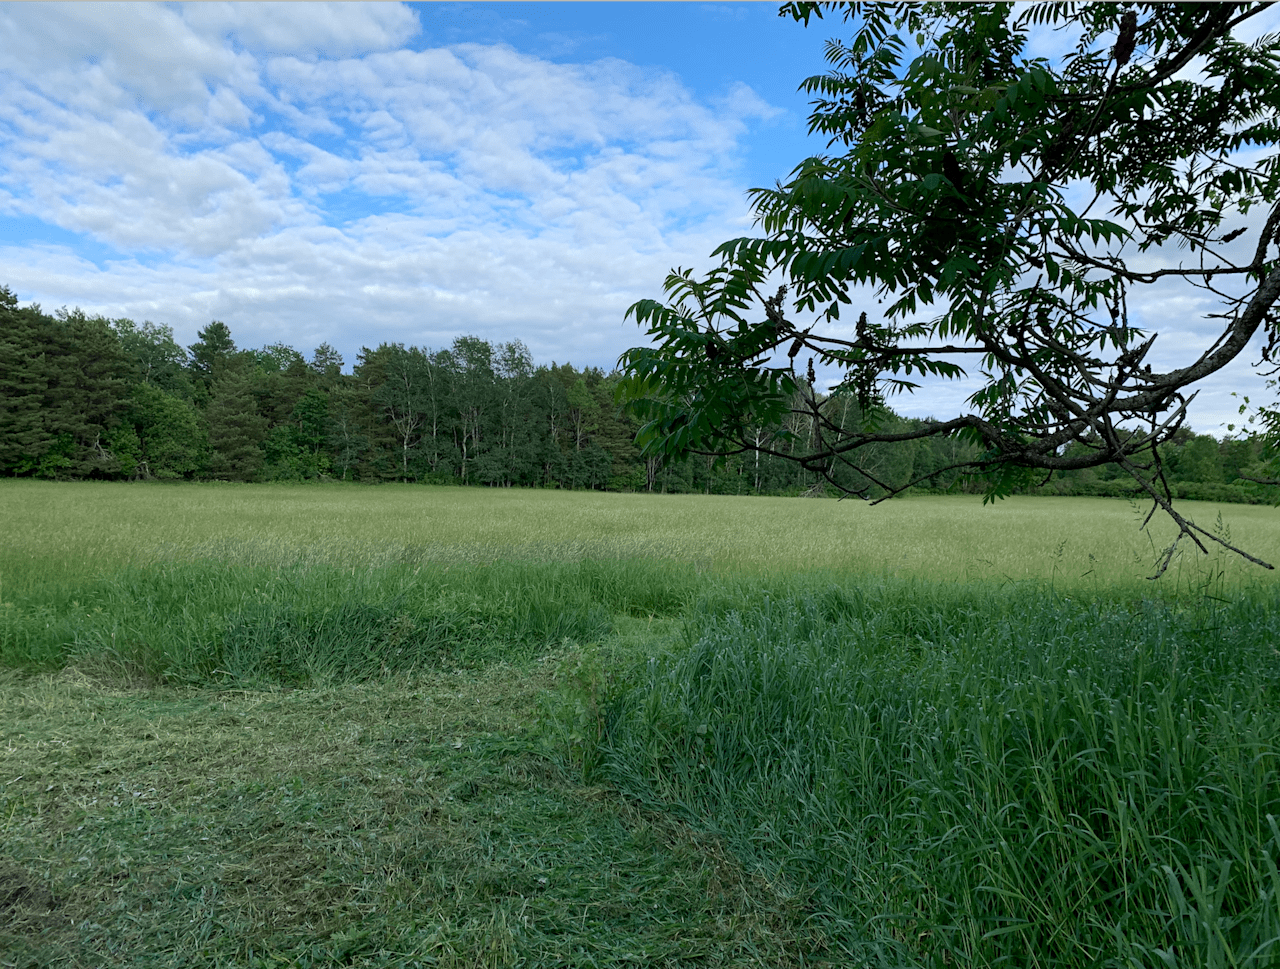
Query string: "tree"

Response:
xmin=188 ymin=321 xmax=238 ymax=391
xmin=250 ymin=342 xmax=306 ymax=374
xmin=451 ymin=336 xmax=496 ymax=484
xmin=263 ymin=387 xmax=330 ymax=480
xmin=486 ymin=340 xmax=538 ymax=486
xmin=1231 ymin=375 xmax=1280 ymax=488
xmin=205 ymin=371 xmax=268 ymax=481
xmin=364 ymin=343 xmax=432 ymax=480
xmin=291 ymin=387 xmax=330 ymax=474
xmin=122 ymin=382 xmax=204 ymax=479
xmin=620 ymin=2 xmax=1280 ymax=575
xmin=309 ymin=343 xmax=345 ymax=388
xmin=0 ymin=287 xmax=57 ymax=474
xmin=327 ymin=381 xmax=368 ymax=481
xmin=0 ymin=297 xmax=132 ymax=478
xmin=418 ymin=347 xmax=459 ymax=478
xmin=1165 ymin=432 xmax=1225 ymax=484
xmin=112 ymin=319 xmax=192 ymax=396
xmin=56 ymin=310 xmax=133 ymax=477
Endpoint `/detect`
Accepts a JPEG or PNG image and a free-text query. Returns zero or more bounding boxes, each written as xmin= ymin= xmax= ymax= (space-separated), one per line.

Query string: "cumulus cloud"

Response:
xmin=0 ymin=1 xmax=768 ymax=371
xmin=0 ymin=2 xmax=1270 ymax=433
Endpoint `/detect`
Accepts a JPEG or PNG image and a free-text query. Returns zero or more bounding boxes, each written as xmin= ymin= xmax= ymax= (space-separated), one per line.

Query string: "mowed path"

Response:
xmin=1 ymin=659 xmax=822 ymax=968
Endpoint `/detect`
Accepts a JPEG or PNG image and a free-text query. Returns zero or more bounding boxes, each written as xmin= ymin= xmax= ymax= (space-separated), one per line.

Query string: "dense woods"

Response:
xmin=1 ymin=284 xmax=1275 ymax=501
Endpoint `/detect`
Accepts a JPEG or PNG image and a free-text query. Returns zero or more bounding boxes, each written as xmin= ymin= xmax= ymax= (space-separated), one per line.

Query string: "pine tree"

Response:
xmin=0 ymin=286 xmax=55 ymax=474
xmin=205 ymin=371 xmax=268 ymax=481
xmin=188 ymin=321 xmax=238 ymax=391
xmin=58 ymin=311 xmax=132 ymax=476
xmin=0 ymin=294 xmax=131 ymax=477
xmin=309 ymin=343 xmax=344 ymax=389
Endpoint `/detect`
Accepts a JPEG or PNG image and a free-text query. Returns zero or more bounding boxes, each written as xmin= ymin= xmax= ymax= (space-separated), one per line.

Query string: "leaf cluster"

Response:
xmin=620 ymin=1 xmax=1280 ymax=571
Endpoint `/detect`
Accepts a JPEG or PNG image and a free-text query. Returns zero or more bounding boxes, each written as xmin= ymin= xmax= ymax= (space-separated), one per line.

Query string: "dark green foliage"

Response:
xmin=361 ymin=342 xmax=435 ymax=480
xmin=1232 ymin=376 xmax=1280 ymax=492
xmin=187 ymin=320 xmax=238 ymax=391
xmin=250 ymin=341 xmax=305 ymax=374
xmin=205 ymin=371 xmax=268 ymax=481
xmin=0 ymin=286 xmax=55 ymax=474
xmin=113 ymin=318 xmax=193 ymax=396
xmin=618 ymin=2 xmax=1280 ymax=540
xmin=287 ymin=387 xmax=330 ymax=475
xmin=326 ymin=380 xmax=369 ymax=481
xmin=308 ymin=341 xmax=343 ymax=386
xmin=121 ymin=382 xmax=204 ymax=479
xmin=54 ymin=311 xmax=133 ymax=477
xmin=0 ymin=291 xmax=133 ymax=478
xmin=2 ymin=280 xmax=1277 ymax=499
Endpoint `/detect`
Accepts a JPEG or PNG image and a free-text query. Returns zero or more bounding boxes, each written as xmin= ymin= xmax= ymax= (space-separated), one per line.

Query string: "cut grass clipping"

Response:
xmin=3 ymin=481 xmax=1280 ymax=966
xmin=1 ymin=664 xmax=819 ymax=968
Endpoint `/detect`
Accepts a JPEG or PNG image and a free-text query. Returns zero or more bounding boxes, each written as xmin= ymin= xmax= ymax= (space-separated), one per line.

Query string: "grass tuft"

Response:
xmin=595 ymin=580 xmax=1280 ymax=966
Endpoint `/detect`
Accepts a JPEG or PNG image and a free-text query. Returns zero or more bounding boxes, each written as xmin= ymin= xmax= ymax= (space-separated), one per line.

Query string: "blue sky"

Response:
xmin=1 ymin=2 xmax=1276 ymax=434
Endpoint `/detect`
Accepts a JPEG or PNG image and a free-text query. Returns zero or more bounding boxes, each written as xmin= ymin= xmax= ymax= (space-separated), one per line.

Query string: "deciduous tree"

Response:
xmin=112 ymin=319 xmax=192 ymax=396
xmin=620 ymin=1 xmax=1280 ymax=574
xmin=123 ymin=382 xmax=204 ymax=479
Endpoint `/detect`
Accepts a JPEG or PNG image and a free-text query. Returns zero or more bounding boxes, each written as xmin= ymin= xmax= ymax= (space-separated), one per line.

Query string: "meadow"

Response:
xmin=10 ymin=478 xmax=1280 ymax=585
xmin=2 ymin=480 xmax=1279 ymax=967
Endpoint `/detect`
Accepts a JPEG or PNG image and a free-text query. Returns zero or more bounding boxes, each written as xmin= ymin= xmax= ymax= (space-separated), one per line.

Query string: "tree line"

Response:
xmin=1 ymin=284 xmax=1274 ymax=501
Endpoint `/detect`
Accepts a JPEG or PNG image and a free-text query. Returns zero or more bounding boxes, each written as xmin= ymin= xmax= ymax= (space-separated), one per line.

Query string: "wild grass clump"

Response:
xmin=595 ymin=579 xmax=1280 ymax=967
xmin=0 ymin=557 xmax=701 ymax=687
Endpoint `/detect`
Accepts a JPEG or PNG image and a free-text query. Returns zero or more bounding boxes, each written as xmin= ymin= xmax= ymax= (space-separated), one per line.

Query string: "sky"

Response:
xmin=1 ymin=1 xmax=1276 ymax=435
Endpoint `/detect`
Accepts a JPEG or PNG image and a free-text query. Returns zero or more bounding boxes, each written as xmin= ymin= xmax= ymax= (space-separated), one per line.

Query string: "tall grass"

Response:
xmin=0 ymin=557 xmax=701 ymax=685
xmin=596 ymin=580 xmax=1280 ymax=967
xmin=5 ymin=480 xmax=1280 ymax=965
xmin=5 ymin=479 xmax=1280 ymax=590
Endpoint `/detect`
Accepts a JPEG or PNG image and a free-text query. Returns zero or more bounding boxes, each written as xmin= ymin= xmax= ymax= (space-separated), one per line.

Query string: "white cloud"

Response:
xmin=0 ymin=2 xmax=1271 ymax=436
xmin=181 ymin=1 xmax=421 ymax=59
xmin=0 ymin=1 xmax=767 ymax=373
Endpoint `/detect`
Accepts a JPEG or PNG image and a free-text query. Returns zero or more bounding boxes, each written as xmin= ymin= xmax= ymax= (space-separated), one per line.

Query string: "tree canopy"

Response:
xmin=619 ymin=1 xmax=1280 ymax=574
xmin=2 ymin=281 xmax=1276 ymax=504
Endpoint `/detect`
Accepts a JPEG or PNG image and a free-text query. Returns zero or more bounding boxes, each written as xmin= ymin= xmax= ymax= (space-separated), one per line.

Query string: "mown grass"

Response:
xmin=3 ymin=480 xmax=1280 ymax=967
xmin=1 ymin=663 xmax=820 ymax=968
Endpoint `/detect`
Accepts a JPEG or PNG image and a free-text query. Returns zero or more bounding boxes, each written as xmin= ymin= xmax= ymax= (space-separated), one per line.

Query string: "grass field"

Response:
xmin=2 ymin=480 xmax=1279 ymax=967
xmin=7 ymin=479 xmax=1280 ymax=587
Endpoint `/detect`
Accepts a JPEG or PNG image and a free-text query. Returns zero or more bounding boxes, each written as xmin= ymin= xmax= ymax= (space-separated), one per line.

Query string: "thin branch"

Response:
xmin=1113 ymin=452 xmax=1276 ymax=575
